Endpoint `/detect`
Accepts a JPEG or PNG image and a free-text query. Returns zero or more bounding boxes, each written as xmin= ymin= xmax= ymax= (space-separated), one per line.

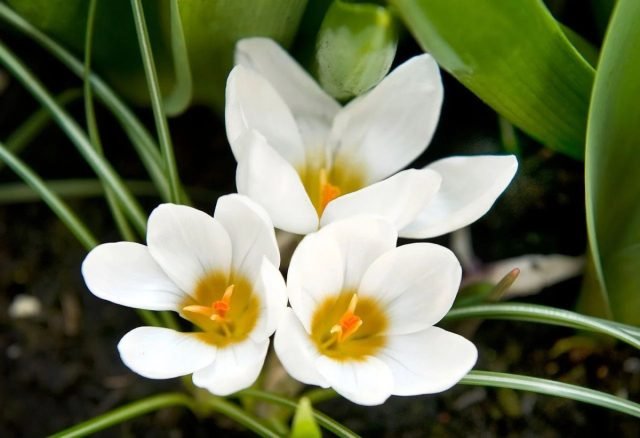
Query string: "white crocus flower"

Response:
xmin=81 ymin=195 xmax=287 ymax=395
xmin=274 ymin=216 xmax=477 ymax=405
xmin=225 ymin=37 xmax=517 ymax=236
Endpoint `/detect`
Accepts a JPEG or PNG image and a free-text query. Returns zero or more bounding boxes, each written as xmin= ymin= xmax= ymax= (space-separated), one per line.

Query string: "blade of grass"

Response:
xmin=461 ymin=370 xmax=640 ymax=418
xmin=0 ymin=179 xmax=157 ymax=204
xmin=84 ymin=0 xmax=136 ymax=242
xmin=163 ymin=0 xmax=192 ymax=116
xmin=49 ymin=392 xmax=196 ymax=438
xmin=130 ymin=0 xmax=182 ymax=204
xmin=444 ymin=303 xmax=640 ymax=350
xmin=0 ymin=141 xmax=98 ymax=249
xmin=0 ymin=39 xmax=148 ymax=235
xmin=0 ymin=3 xmax=170 ymax=201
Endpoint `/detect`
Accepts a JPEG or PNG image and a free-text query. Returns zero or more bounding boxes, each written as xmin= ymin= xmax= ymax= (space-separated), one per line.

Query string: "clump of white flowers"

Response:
xmin=82 ymin=38 xmax=517 ymax=404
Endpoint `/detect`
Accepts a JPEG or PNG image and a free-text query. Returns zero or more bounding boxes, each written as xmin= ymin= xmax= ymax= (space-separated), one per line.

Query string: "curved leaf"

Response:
xmin=177 ymin=0 xmax=308 ymax=110
xmin=583 ymin=0 xmax=640 ymax=324
xmin=391 ymin=0 xmax=595 ymax=159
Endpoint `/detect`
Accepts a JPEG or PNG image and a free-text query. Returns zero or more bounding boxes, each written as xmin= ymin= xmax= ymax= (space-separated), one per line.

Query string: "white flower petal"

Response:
xmin=359 ymin=243 xmax=461 ymax=335
xmin=214 ymin=194 xmax=280 ymax=282
xmin=320 ymin=168 xmax=442 ymax=231
xmin=274 ymin=308 xmax=329 ymax=387
xmin=287 ymin=232 xmax=344 ymax=331
xmin=118 ymin=327 xmax=216 ymax=379
xmin=316 ymin=355 xmax=394 ymax=406
xmin=235 ymin=38 xmax=340 ymax=139
xmin=225 ymin=65 xmax=305 ymax=165
xmin=400 ymin=155 xmax=518 ymax=239
xmin=380 ymin=326 xmax=477 ymax=395
xmin=192 ymin=338 xmax=269 ymax=396
xmin=319 ymin=216 xmax=397 ymax=290
xmin=236 ymin=131 xmax=318 ymax=234
xmin=147 ymin=204 xmax=232 ymax=295
xmin=82 ymin=242 xmax=184 ymax=311
xmin=250 ymin=259 xmax=288 ymax=341
xmin=329 ymin=54 xmax=443 ymax=182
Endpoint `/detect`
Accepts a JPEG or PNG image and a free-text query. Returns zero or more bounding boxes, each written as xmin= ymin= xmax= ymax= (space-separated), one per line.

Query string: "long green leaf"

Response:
xmin=583 ymin=0 xmax=640 ymax=324
xmin=444 ymin=303 xmax=640 ymax=349
xmin=131 ymin=0 xmax=182 ymax=204
xmin=162 ymin=0 xmax=193 ymax=115
xmin=0 ymin=142 xmax=98 ymax=250
xmin=0 ymin=179 xmax=157 ymax=204
xmin=5 ymin=0 xmax=175 ymax=105
xmin=0 ymin=3 xmax=170 ymax=201
xmin=84 ymin=0 xmax=137 ymax=242
xmin=391 ymin=0 xmax=594 ymax=159
xmin=50 ymin=393 xmax=195 ymax=438
xmin=0 ymin=39 xmax=148 ymax=235
xmin=461 ymin=370 xmax=640 ymax=418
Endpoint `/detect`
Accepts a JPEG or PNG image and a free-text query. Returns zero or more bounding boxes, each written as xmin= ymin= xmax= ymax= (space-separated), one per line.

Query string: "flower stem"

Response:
xmin=49 ymin=392 xmax=196 ymax=438
xmin=461 ymin=370 xmax=640 ymax=418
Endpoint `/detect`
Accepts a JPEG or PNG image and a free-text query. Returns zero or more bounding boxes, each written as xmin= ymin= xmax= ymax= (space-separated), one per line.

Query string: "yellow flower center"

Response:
xmin=311 ymin=290 xmax=388 ymax=361
xmin=299 ymin=156 xmax=365 ymax=216
xmin=180 ymin=271 xmax=259 ymax=347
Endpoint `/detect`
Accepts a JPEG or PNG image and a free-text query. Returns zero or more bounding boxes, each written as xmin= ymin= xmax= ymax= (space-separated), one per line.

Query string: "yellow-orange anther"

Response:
xmin=330 ymin=294 xmax=363 ymax=342
xmin=319 ymin=168 xmax=341 ymax=213
xmin=183 ymin=284 xmax=235 ymax=322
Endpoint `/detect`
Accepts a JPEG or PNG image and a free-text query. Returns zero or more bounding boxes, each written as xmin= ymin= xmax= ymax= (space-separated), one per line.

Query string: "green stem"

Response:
xmin=0 ymin=39 xmax=148 ymax=236
xmin=130 ymin=0 xmax=182 ymax=204
xmin=200 ymin=397 xmax=280 ymax=438
xmin=444 ymin=303 xmax=640 ymax=349
xmin=49 ymin=392 xmax=196 ymax=438
xmin=0 ymin=3 xmax=171 ymax=201
xmin=84 ymin=0 xmax=137 ymax=242
xmin=237 ymin=389 xmax=361 ymax=438
xmin=461 ymin=370 xmax=640 ymax=418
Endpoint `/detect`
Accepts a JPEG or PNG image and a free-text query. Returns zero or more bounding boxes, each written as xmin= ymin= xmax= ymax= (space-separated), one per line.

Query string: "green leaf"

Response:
xmin=291 ymin=397 xmax=322 ymax=438
xmin=50 ymin=393 xmax=196 ymax=438
xmin=461 ymin=370 xmax=640 ymax=418
xmin=6 ymin=0 xmax=175 ymax=104
xmin=177 ymin=0 xmax=308 ymax=110
xmin=583 ymin=0 xmax=640 ymax=324
xmin=0 ymin=142 xmax=98 ymax=251
xmin=444 ymin=303 xmax=640 ymax=350
xmin=390 ymin=0 xmax=595 ymax=159
xmin=0 ymin=3 xmax=172 ymax=201
xmin=315 ymin=0 xmax=398 ymax=100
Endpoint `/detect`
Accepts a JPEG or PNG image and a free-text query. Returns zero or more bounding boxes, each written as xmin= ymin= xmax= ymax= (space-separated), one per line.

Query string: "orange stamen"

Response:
xmin=183 ymin=284 xmax=235 ymax=322
xmin=319 ymin=168 xmax=341 ymax=213
xmin=330 ymin=294 xmax=362 ymax=342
